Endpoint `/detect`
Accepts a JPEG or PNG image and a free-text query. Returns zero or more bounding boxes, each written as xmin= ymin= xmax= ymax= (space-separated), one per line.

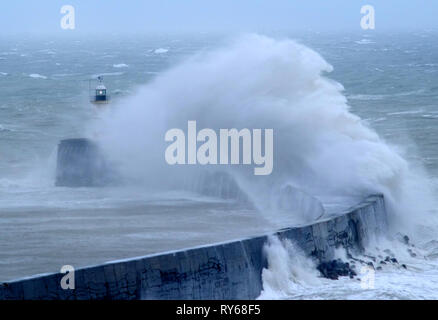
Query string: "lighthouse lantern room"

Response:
xmin=90 ymin=76 xmax=110 ymax=105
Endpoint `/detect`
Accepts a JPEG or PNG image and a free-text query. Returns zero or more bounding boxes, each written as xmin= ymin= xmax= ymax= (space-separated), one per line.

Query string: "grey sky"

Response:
xmin=1 ymin=1 xmax=437 ymax=35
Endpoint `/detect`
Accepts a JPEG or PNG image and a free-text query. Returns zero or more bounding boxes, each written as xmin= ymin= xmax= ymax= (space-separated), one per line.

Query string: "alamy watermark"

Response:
xmin=60 ymin=265 xmax=75 ymax=290
xmin=360 ymin=5 xmax=375 ymax=30
xmin=60 ymin=5 xmax=75 ymax=30
xmin=360 ymin=265 xmax=375 ymax=289
xmin=58 ymin=5 xmax=374 ymax=31
xmin=165 ymin=121 xmax=273 ymax=175
xmin=59 ymin=5 xmax=373 ymax=31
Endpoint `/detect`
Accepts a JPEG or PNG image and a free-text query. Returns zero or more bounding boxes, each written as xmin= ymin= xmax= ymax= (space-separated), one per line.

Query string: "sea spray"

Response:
xmin=91 ymin=34 xmax=437 ymax=237
xmin=258 ymin=236 xmax=322 ymax=299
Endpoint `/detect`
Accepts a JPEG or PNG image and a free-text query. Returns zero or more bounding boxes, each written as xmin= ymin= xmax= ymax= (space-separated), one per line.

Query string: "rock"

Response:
xmin=367 ymin=262 xmax=375 ymax=269
xmin=317 ymin=259 xmax=357 ymax=280
xmin=377 ymin=266 xmax=382 ymax=271
xmin=390 ymin=258 xmax=398 ymax=264
xmin=364 ymin=255 xmax=376 ymax=262
xmin=349 ymin=256 xmax=366 ymax=264
xmin=380 ymin=261 xmax=386 ymax=265
xmin=403 ymin=235 xmax=410 ymax=245
xmin=407 ymin=249 xmax=417 ymax=258
xmin=401 ymin=264 xmax=407 ymax=269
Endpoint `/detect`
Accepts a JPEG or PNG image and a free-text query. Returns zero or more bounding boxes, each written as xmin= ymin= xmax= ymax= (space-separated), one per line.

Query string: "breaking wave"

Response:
xmin=91 ymin=34 xmax=437 ymax=237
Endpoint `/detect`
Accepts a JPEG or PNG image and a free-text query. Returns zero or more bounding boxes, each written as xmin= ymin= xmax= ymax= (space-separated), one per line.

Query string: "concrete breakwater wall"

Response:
xmin=0 ymin=195 xmax=387 ymax=300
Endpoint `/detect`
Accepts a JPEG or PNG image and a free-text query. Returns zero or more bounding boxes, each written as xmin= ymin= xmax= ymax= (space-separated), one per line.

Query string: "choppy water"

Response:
xmin=1 ymin=32 xmax=438 ymax=299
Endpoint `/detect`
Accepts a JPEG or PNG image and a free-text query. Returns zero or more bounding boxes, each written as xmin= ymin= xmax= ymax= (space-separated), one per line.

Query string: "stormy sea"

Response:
xmin=1 ymin=32 xmax=438 ymax=299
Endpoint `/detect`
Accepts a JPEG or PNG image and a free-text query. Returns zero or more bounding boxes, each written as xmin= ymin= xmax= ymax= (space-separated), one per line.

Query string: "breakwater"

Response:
xmin=0 ymin=194 xmax=387 ymax=300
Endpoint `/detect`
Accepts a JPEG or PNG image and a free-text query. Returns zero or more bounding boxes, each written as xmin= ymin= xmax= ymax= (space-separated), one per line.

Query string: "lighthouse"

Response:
xmin=55 ymin=75 xmax=116 ymax=187
xmin=90 ymin=76 xmax=110 ymax=105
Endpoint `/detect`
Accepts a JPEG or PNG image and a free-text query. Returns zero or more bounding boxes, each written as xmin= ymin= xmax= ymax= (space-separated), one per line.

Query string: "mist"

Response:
xmin=2 ymin=1 xmax=438 ymax=36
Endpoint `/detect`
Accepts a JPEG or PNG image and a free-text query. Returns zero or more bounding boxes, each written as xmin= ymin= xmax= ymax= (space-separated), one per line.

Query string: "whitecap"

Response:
xmin=91 ymin=72 xmax=123 ymax=79
xmin=355 ymin=39 xmax=375 ymax=45
xmin=371 ymin=117 xmax=387 ymax=123
xmin=154 ymin=48 xmax=169 ymax=54
xmin=52 ymin=73 xmax=81 ymax=78
xmin=422 ymin=114 xmax=438 ymax=119
xmin=349 ymin=89 xmax=425 ymax=101
xmin=387 ymin=110 xmax=424 ymax=116
xmin=29 ymin=73 xmax=47 ymax=79
xmin=113 ymin=63 xmax=129 ymax=68
xmin=348 ymin=94 xmax=385 ymax=101
xmin=0 ymin=124 xmax=14 ymax=132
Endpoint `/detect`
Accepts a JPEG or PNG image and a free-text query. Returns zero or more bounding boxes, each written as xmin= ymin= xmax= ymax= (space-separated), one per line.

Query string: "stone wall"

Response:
xmin=0 ymin=195 xmax=387 ymax=300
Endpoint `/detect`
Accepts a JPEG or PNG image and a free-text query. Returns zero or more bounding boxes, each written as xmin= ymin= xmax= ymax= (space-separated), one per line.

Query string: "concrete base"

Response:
xmin=55 ymin=138 xmax=111 ymax=187
xmin=0 ymin=195 xmax=387 ymax=300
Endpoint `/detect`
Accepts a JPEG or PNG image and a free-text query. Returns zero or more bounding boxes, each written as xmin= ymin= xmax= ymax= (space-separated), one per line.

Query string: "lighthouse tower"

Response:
xmin=55 ymin=75 xmax=115 ymax=187
xmin=90 ymin=76 xmax=110 ymax=105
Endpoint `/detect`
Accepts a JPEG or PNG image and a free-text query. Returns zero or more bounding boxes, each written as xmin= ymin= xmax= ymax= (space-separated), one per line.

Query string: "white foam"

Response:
xmin=355 ymin=39 xmax=375 ymax=45
xmin=154 ymin=48 xmax=169 ymax=54
xmin=387 ymin=110 xmax=424 ymax=116
xmin=113 ymin=63 xmax=129 ymax=68
xmin=91 ymin=72 xmax=123 ymax=78
xmin=29 ymin=73 xmax=47 ymax=79
xmin=91 ymin=34 xmax=437 ymax=239
xmin=258 ymin=236 xmax=323 ymax=299
xmin=348 ymin=90 xmax=425 ymax=101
